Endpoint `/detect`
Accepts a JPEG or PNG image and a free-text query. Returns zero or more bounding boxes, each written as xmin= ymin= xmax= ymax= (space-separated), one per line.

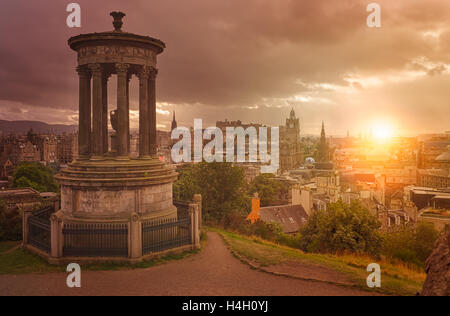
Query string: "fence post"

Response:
xmin=129 ymin=212 xmax=142 ymax=259
xmin=193 ymin=194 xmax=202 ymax=228
xmin=22 ymin=208 xmax=33 ymax=246
xmin=189 ymin=203 xmax=201 ymax=250
xmin=50 ymin=211 xmax=64 ymax=258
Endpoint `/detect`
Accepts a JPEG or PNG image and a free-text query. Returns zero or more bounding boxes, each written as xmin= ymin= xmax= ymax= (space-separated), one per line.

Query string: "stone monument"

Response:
xmin=22 ymin=12 xmax=199 ymax=264
xmin=56 ymin=11 xmax=177 ymax=223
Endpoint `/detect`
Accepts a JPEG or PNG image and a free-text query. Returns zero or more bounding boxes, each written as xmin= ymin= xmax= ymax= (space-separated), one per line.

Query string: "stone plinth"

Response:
xmin=56 ymin=158 xmax=178 ymax=220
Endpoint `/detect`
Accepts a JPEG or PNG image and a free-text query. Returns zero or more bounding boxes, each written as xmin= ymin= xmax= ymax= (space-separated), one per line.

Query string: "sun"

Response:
xmin=372 ymin=123 xmax=393 ymax=140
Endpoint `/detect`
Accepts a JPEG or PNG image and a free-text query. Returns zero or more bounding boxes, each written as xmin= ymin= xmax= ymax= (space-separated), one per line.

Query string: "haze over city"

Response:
xmin=0 ymin=0 xmax=449 ymax=136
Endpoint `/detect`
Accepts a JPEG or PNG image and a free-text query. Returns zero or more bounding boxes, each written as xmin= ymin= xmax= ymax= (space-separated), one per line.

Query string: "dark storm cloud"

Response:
xmin=0 ymin=0 xmax=449 ymax=134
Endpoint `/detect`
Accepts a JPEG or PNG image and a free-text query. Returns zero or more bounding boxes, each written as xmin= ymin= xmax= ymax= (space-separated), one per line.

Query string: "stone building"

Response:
xmin=279 ymin=109 xmax=303 ymax=171
xmin=417 ymin=133 xmax=450 ymax=169
xmin=0 ymin=155 xmax=14 ymax=179
xmin=16 ymin=141 xmax=40 ymax=163
xmin=57 ymin=133 xmax=78 ymax=164
xmin=42 ymin=136 xmax=58 ymax=163
xmin=418 ymin=145 xmax=450 ymax=189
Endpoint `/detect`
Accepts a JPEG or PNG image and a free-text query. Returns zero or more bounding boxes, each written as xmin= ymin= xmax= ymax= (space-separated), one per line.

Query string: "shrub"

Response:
xmin=382 ymin=222 xmax=441 ymax=268
xmin=0 ymin=200 xmax=22 ymax=241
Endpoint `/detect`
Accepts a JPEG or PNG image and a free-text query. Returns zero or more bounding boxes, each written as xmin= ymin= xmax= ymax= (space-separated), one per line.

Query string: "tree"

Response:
xmin=173 ymin=162 xmax=250 ymax=222
xmin=248 ymin=174 xmax=288 ymax=207
xmin=13 ymin=162 xmax=58 ymax=193
xmin=299 ymin=200 xmax=383 ymax=256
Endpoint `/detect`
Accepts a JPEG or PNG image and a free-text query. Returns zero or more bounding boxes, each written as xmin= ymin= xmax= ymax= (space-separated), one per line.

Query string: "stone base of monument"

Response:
xmin=56 ymin=158 xmax=177 ymax=219
xmin=22 ymin=158 xmax=201 ymax=265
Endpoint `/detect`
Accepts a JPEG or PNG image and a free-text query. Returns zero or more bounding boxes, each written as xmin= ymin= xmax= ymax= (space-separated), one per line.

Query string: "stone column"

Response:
xmin=22 ymin=209 xmax=33 ymax=245
xmin=102 ymin=73 xmax=110 ymax=154
xmin=126 ymin=74 xmax=131 ymax=155
xmin=193 ymin=194 xmax=202 ymax=228
xmin=148 ymin=68 xmax=158 ymax=156
xmin=89 ymin=64 xmax=104 ymax=158
xmin=129 ymin=212 xmax=142 ymax=259
xmin=138 ymin=66 xmax=150 ymax=158
xmin=76 ymin=66 xmax=91 ymax=158
xmin=116 ymin=63 xmax=130 ymax=158
xmin=50 ymin=211 xmax=64 ymax=259
xmin=189 ymin=203 xmax=201 ymax=249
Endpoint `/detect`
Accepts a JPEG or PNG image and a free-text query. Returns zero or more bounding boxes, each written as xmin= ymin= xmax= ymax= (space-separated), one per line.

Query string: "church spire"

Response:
xmin=290 ymin=107 xmax=295 ymax=118
xmin=171 ymin=110 xmax=177 ymax=131
xmin=321 ymin=121 xmax=326 ymax=140
xmin=318 ymin=121 xmax=329 ymax=162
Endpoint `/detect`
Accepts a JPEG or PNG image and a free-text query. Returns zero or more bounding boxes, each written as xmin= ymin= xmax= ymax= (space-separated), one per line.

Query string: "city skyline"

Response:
xmin=0 ymin=0 xmax=449 ymax=137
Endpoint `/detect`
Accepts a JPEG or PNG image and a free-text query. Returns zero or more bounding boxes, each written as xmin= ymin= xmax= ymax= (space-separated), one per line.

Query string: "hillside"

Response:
xmin=213 ymin=228 xmax=426 ymax=296
xmin=0 ymin=120 xmax=77 ymax=135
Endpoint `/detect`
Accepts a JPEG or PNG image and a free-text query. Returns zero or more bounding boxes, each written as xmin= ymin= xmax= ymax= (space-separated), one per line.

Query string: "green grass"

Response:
xmin=0 ymin=247 xmax=64 ymax=274
xmin=210 ymin=228 xmax=426 ymax=296
xmin=0 ymin=241 xmax=204 ymax=275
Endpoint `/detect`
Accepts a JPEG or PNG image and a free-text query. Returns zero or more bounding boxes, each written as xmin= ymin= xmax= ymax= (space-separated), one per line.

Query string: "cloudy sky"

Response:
xmin=0 ymin=0 xmax=449 ymax=136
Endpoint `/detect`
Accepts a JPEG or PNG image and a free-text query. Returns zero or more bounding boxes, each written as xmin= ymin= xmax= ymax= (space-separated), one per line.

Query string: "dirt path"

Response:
xmin=0 ymin=233 xmax=374 ymax=296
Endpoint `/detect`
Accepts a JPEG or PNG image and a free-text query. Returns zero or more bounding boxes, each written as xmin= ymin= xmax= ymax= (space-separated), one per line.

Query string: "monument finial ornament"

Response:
xmin=110 ymin=11 xmax=126 ymax=32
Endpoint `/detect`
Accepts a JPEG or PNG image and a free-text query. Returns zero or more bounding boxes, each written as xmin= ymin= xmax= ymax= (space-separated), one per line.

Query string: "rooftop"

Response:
xmin=260 ymin=204 xmax=308 ymax=234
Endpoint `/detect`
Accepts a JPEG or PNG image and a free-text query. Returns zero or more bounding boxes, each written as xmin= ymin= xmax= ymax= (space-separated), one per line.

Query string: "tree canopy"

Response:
xmin=173 ymin=162 xmax=250 ymax=222
xmin=13 ymin=162 xmax=58 ymax=193
xmin=299 ymin=200 xmax=383 ymax=256
xmin=248 ymin=174 xmax=288 ymax=207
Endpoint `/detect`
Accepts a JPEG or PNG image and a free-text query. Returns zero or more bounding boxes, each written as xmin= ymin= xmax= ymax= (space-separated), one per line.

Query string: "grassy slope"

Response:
xmin=213 ymin=228 xmax=425 ymax=296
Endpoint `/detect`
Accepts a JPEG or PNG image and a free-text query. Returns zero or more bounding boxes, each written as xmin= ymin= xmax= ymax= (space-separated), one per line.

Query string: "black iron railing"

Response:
xmin=142 ymin=215 xmax=191 ymax=255
xmin=174 ymin=200 xmax=190 ymax=218
xmin=62 ymin=223 xmax=128 ymax=257
xmin=28 ymin=207 xmax=53 ymax=253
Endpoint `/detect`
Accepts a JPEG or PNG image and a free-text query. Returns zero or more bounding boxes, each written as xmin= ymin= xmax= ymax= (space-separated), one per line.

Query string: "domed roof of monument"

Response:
xmin=68 ymin=11 xmax=165 ymax=54
xmin=436 ymin=145 xmax=450 ymax=162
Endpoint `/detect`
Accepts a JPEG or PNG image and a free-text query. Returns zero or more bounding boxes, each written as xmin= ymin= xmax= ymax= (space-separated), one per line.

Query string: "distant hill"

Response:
xmin=0 ymin=120 xmax=78 ymax=135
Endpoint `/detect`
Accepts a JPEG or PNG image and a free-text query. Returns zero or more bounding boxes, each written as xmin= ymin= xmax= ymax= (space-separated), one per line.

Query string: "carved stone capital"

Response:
xmin=88 ymin=63 xmax=103 ymax=76
xmin=115 ymin=63 xmax=130 ymax=76
xmin=137 ymin=66 xmax=151 ymax=80
xmin=76 ymin=66 xmax=91 ymax=79
xmin=149 ymin=67 xmax=158 ymax=80
xmin=102 ymin=72 xmax=112 ymax=81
